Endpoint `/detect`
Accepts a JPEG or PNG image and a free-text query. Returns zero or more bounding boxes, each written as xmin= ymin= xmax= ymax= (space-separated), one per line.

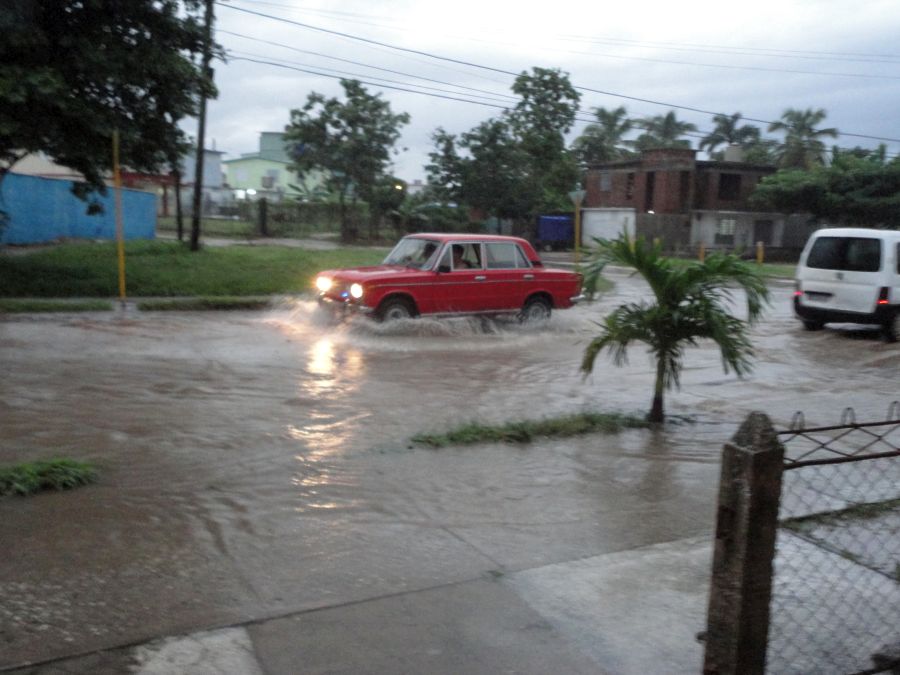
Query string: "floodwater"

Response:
xmin=0 ymin=271 xmax=897 ymax=668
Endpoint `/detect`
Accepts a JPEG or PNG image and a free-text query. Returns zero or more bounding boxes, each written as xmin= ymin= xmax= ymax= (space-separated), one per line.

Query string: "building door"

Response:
xmin=753 ymin=220 xmax=774 ymax=246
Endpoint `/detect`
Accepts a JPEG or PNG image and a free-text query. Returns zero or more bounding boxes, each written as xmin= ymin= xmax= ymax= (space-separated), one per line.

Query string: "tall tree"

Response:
xmin=582 ymin=234 xmax=768 ymax=423
xmin=425 ymin=128 xmax=464 ymax=204
xmin=631 ymin=111 xmax=697 ymax=151
xmin=426 ymin=68 xmax=581 ymax=230
xmin=508 ymin=67 xmax=582 ymax=220
xmin=571 ymin=106 xmax=634 ymax=165
xmin=284 ymin=79 xmax=410 ymax=242
xmin=0 ymin=1 xmax=212 ymax=208
xmin=767 ymin=108 xmax=838 ymax=169
xmin=699 ymin=113 xmax=761 ymax=157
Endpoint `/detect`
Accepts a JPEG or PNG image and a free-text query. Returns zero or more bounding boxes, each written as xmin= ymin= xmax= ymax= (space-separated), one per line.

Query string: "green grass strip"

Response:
xmin=137 ymin=296 xmax=271 ymax=311
xmin=0 ymin=458 xmax=97 ymax=496
xmin=412 ymin=412 xmax=648 ymax=448
xmin=0 ymin=298 xmax=113 ymax=313
xmin=0 ymin=240 xmax=385 ymax=297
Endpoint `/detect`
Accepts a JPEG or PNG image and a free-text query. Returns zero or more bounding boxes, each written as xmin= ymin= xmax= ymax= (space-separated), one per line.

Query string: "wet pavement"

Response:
xmin=1 ymin=271 xmax=898 ymax=673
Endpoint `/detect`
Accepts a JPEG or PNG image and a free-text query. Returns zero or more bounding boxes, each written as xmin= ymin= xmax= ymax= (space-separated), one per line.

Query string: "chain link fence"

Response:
xmin=702 ymin=405 xmax=900 ymax=675
xmin=768 ymin=406 xmax=900 ymax=674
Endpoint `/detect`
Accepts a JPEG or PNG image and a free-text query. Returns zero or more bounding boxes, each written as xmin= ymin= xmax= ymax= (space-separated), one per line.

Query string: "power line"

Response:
xmin=216 ymin=2 xmax=900 ymax=145
xmin=231 ymin=0 xmax=900 ymax=64
xmin=219 ymin=31 xmax=521 ymax=104
xmin=226 ymin=49 xmax=520 ymax=106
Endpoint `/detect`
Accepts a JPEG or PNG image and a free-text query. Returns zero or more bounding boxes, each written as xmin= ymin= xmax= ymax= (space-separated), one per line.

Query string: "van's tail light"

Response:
xmin=877 ymin=286 xmax=890 ymax=305
xmin=794 ymin=281 xmax=802 ymax=297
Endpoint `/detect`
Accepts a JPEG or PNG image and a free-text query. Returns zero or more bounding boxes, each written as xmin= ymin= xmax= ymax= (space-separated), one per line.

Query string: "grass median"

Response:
xmin=412 ymin=411 xmax=649 ymax=447
xmin=0 ymin=240 xmax=386 ymax=298
xmin=0 ymin=458 xmax=97 ymax=496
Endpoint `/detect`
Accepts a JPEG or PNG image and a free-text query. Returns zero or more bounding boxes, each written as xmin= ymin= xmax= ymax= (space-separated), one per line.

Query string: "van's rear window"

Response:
xmin=806 ymin=237 xmax=881 ymax=272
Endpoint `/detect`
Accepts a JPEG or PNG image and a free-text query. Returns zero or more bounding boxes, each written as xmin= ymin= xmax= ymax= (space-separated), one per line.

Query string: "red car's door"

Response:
xmin=430 ymin=243 xmax=488 ymax=313
xmin=481 ymin=242 xmax=537 ymax=311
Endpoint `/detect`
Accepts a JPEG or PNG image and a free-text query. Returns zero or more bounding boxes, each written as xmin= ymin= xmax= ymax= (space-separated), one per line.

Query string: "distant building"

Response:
xmin=223 ymin=132 xmax=327 ymax=201
xmin=583 ymin=148 xmax=815 ymax=257
xmin=406 ymin=179 xmax=426 ymax=197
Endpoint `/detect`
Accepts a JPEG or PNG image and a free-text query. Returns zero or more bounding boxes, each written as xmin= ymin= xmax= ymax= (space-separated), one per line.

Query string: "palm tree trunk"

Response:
xmin=648 ymin=358 xmax=666 ymax=423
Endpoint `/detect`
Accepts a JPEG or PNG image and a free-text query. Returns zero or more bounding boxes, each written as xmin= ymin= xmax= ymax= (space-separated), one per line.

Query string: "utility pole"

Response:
xmin=190 ymin=0 xmax=214 ymax=252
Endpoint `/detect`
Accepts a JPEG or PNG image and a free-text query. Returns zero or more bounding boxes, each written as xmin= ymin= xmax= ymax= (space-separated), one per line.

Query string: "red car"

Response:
xmin=315 ymin=233 xmax=584 ymax=321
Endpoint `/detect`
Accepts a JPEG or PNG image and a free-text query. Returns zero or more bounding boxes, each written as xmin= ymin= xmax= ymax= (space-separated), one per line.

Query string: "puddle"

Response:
xmin=1 ymin=275 xmax=897 ymax=668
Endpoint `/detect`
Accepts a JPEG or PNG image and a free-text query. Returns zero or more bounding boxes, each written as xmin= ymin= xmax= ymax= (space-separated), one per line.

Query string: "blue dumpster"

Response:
xmin=537 ymin=215 xmax=573 ymax=250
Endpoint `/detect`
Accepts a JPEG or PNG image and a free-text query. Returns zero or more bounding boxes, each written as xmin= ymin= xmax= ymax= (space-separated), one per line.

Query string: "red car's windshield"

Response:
xmin=383 ymin=237 xmax=441 ymax=269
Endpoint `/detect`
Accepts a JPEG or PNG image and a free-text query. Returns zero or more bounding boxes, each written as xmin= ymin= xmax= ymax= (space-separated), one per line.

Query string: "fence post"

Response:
xmin=703 ymin=412 xmax=784 ymax=675
xmin=258 ymin=197 xmax=269 ymax=237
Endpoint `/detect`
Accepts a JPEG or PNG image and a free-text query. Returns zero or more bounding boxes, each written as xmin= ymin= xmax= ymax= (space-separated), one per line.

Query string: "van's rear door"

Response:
xmin=799 ymin=236 xmax=882 ymax=314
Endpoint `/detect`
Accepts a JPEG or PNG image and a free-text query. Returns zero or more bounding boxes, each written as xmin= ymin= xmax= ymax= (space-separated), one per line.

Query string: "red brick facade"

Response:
xmin=585 ymin=149 xmax=775 ymax=215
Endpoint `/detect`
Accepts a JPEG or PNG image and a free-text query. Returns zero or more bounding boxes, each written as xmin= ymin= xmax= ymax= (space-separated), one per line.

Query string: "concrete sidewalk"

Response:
xmin=8 ymin=538 xmax=711 ymax=675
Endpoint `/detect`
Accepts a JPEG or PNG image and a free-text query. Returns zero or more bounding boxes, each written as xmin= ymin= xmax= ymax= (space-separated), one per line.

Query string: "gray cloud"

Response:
xmin=199 ymin=0 xmax=900 ymax=180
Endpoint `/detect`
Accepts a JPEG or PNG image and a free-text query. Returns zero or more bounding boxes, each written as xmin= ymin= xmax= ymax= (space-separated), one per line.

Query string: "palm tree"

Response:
xmin=630 ymin=111 xmax=697 ymax=151
xmin=768 ymin=108 xmax=838 ymax=169
xmin=571 ymin=106 xmax=633 ymax=165
xmin=699 ymin=112 xmax=761 ymax=156
xmin=581 ymin=234 xmax=769 ymax=423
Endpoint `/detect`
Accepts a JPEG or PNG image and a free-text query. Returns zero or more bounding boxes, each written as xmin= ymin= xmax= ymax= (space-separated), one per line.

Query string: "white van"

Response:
xmin=794 ymin=228 xmax=900 ymax=341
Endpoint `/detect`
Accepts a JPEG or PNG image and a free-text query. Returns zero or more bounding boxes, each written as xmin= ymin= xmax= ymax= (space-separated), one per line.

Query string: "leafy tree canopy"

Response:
xmin=284 ymin=79 xmax=410 ymax=242
xmin=571 ymin=106 xmax=635 ymax=166
xmin=426 ymin=67 xmax=581 ymax=229
xmin=0 ymin=0 xmax=213 ymax=204
xmin=699 ymin=112 xmax=761 ymax=156
xmin=631 ymin=111 xmax=697 ymax=152
xmin=750 ymin=153 xmax=900 ymax=228
xmin=767 ymin=108 xmax=838 ymax=169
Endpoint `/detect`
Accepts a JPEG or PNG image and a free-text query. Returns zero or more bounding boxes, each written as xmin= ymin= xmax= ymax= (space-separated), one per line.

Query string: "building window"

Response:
xmin=644 ymin=172 xmax=655 ymax=212
xmin=625 ymin=173 xmax=635 ymax=199
xmin=599 ymin=171 xmax=611 ymax=192
xmin=717 ymin=173 xmax=741 ymax=201
xmin=679 ymin=171 xmax=690 ymax=210
xmin=716 ymin=218 xmax=736 ymax=245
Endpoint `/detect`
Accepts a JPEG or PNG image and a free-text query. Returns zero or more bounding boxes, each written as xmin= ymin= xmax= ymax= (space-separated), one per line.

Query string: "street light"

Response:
xmin=568 ymin=188 xmax=586 ymax=264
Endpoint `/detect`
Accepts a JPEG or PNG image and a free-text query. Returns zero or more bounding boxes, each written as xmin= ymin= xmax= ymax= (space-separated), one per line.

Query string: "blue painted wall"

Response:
xmin=1 ymin=173 xmax=156 ymax=245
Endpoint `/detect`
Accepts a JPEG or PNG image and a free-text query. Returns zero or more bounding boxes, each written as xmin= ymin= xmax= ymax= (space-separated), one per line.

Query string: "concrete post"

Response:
xmin=258 ymin=198 xmax=269 ymax=237
xmin=703 ymin=412 xmax=784 ymax=675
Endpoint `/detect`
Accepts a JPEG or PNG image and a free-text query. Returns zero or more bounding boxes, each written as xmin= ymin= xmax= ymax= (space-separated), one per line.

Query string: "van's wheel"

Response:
xmin=378 ymin=297 xmax=415 ymax=322
xmin=881 ymin=314 xmax=899 ymax=343
xmin=802 ymin=319 xmax=824 ymax=331
xmin=520 ymin=296 xmax=551 ymax=322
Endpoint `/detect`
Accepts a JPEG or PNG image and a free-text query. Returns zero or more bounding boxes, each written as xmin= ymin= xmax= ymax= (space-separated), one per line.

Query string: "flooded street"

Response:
xmin=1 ymin=271 xmax=897 ymax=669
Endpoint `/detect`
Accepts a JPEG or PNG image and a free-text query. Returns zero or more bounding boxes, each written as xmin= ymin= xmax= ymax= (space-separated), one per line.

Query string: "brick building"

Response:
xmin=582 ymin=148 xmax=815 ymax=257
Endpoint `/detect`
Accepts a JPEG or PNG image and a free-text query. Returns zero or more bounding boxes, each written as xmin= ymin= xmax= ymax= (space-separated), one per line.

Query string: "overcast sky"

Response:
xmin=203 ymin=0 xmax=900 ymax=181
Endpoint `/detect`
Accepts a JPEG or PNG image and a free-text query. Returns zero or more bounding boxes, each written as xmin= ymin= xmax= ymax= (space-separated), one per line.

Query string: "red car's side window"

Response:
xmin=485 ymin=242 xmax=531 ymax=269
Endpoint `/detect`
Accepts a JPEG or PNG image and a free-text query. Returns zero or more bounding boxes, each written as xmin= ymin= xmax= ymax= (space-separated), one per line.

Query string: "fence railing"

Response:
xmin=702 ymin=405 xmax=900 ymax=675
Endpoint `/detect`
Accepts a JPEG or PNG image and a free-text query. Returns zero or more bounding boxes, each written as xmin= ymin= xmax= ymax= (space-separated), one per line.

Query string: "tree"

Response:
xmin=426 ymin=67 xmax=582 ymax=231
xmin=631 ymin=111 xmax=697 ymax=151
xmin=363 ymin=175 xmax=406 ymax=240
xmin=508 ymin=67 xmax=582 ymax=223
xmin=699 ymin=113 xmax=761 ymax=157
xmin=750 ymin=154 xmax=900 ymax=228
xmin=426 ymin=128 xmax=464 ymax=204
xmin=284 ymin=79 xmax=410 ymax=242
xmin=581 ymin=234 xmax=769 ymax=423
xmin=571 ymin=106 xmax=634 ymax=166
xmin=767 ymin=108 xmax=838 ymax=169
xmin=457 ymin=118 xmax=532 ymax=223
xmin=0 ymin=1 xmax=212 ymax=208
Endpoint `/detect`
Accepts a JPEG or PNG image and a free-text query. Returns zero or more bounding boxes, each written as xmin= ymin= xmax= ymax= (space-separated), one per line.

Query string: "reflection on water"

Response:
xmin=288 ymin=334 xmax=370 ymax=512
